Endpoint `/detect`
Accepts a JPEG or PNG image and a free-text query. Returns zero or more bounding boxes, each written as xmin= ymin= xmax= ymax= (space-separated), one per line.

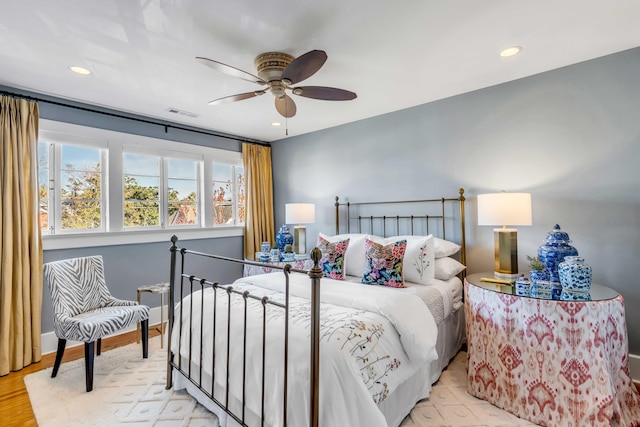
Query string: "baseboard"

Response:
xmin=630 ymin=353 xmax=640 ymax=383
xmin=41 ymin=305 xmax=167 ymax=356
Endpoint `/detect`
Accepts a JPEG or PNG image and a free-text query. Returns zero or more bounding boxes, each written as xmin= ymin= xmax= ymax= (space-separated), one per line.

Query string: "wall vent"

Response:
xmin=165 ymin=107 xmax=199 ymax=118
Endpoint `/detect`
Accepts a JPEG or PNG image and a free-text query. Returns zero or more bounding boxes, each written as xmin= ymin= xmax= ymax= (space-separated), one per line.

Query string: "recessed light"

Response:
xmin=68 ymin=65 xmax=92 ymax=75
xmin=499 ymin=46 xmax=522 ymax=58
xmin=271 ymin=122 xmax=282 ymax=127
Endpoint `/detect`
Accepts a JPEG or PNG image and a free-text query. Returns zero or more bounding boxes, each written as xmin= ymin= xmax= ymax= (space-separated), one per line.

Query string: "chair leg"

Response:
xmin=141 ymin=318 xmax=149 ymax=359
xmin=85 ymin=342 xmax=95 ymax=392
xmin=97 ymin=338 xmax=102 ymax=356
xmin=51 ymin=339 xmax=67 ymax=378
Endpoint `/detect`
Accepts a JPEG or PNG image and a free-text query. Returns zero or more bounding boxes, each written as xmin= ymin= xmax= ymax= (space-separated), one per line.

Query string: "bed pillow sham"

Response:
xmin=369 ymin=235 xmax=435 ymax=285
xmin=434 ymin=256 xmax=466 ymax=280
xmin=318 ymin=233 xmax=369 ymax=277
xmin=316 ymin=236 xmax=350 ymax=280
xmin=433 ymin=237 xmax=461 ymax=258
xmin=361 ymin=238 xmax=407 ymax=288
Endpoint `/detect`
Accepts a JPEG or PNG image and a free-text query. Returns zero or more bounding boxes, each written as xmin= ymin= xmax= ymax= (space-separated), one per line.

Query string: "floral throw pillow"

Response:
xmin=317 ymin=236 xmax=350 ymax=280
xmin=361 ymin=238 xmax=407 ymax=288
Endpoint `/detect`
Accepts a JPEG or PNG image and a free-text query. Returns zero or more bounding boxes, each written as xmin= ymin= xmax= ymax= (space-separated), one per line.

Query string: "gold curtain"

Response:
xmin=242 ymin=142 xmax=274 ymax=259
xmin=0 ymin=96 xmax=42 ymax=375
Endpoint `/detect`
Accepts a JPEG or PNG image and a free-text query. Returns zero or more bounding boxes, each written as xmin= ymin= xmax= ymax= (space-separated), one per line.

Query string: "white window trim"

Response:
xmin=39 ymin=119 xmax=244 ymax=250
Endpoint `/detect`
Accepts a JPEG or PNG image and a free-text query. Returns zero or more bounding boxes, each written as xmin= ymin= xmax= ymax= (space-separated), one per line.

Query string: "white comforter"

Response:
xmin=171 ymin=272 xmax=439 ymax=427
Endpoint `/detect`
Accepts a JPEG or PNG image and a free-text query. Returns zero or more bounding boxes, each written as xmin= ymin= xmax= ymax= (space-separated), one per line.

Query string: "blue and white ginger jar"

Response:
xmin=275 ymin=224 xmax=294 ymax=254
xmin=537 ymin=224 xmax=578 ymax=283
xmin=558 ymin=256 xmax=592 ymax=292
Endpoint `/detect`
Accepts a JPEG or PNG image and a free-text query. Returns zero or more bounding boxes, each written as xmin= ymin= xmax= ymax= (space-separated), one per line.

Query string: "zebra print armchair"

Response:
xmin=43 ymin=255 xmax=150 ymax=392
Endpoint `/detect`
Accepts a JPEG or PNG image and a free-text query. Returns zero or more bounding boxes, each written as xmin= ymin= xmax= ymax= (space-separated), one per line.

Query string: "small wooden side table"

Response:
xmin=137 ymin=282 xmax=170 ymax=348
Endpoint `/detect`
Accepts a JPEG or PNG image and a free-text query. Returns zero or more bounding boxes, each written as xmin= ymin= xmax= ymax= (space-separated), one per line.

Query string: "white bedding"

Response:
xmin=343 ymin=275 xmax=463 ymax=323
xmin=170 ymin=272 xmax=456 ymax=427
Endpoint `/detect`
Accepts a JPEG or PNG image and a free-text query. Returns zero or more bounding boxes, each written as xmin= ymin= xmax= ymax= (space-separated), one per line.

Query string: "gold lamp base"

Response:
xmin=494 ymin=228 xmax=519 ymax=280
xmin=293 ymin=225 xmax=307 ymax=255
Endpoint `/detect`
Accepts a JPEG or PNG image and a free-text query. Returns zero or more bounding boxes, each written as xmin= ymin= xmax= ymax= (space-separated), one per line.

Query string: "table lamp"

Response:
xmin=477 ymin=192 xmax=532 ymax=279
xmin=285 ymin=203 xmax=316 ymax=255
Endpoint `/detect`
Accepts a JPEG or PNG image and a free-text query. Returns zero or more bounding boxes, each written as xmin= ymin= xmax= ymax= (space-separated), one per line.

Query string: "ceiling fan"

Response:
xmin=196 ymin=50 xmax=357 ymax=118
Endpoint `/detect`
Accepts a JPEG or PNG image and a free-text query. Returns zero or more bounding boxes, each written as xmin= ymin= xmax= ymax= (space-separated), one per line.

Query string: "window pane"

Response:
xmin=168 ymin=158 xmax=197 ymax=179
xmin=123 ymin=153 xmax=160 ymax=228
xmin=124 ymin=153 xmax=158 ymax=175
xmin=59 ymin=145 xmax=103 ymax=231
xmin=61 ymin=201 xmax=101 ymax=230
xmin=213 ymin=163 xmax=233 ymax=225
xmin=61 ymin=145 xmax=100 ymax=171
xmin=167 ymin=158 xmax=199 ymax=227
xmin=124 ymin=201 xmax=160 ymax=227
xmin=236 ymin=166 xmax=245 ymax=225
xmin=38 ymin=142 xmax=49 ymax=232
xmin=168 ymin=201 xmax=198 ymax=225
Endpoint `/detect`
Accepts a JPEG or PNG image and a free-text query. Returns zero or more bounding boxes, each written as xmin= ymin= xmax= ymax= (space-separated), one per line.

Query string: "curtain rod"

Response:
xmin=0 ymin=89 xmax=269 ymax=147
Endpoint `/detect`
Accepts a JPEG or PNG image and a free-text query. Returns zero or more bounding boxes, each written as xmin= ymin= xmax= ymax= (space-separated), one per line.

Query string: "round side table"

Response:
xmin=136 ymin=282 xmax=170 ymax=348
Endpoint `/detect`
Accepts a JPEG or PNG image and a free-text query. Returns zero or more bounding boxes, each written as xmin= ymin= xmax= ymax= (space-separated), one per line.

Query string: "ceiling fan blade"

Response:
xmin=291 ymin=86 xmax=357 ymax=101
xmin=281 ymin=50 xmax=327 ymax=85
xmin=208 ymin=90 xmax=266 ymax=106
xmin=196 ymin=57 xmax=266 ymax=85
xmin=274 ymin=94 xmax=297 ymax=118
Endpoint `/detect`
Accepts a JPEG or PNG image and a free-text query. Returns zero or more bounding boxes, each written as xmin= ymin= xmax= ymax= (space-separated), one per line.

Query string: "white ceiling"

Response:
xmin=2 ymin=1 xmax=640 ymax=143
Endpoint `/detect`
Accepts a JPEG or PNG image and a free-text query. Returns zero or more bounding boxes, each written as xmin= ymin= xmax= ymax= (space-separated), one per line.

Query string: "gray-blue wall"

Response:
xmin=270 ymin=47 xmax=640 ymax=354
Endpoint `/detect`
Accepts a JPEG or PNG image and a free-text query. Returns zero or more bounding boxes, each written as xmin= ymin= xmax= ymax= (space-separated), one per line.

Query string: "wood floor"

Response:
xmin=0 ymin=325 xmax=162 ymax=427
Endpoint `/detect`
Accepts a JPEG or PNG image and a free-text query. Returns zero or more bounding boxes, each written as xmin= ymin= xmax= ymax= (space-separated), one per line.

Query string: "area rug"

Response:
xmin=26 ymin=339 xmax=537 ymax=427
xmin=25 ymin=337 xmax=218 ymax=427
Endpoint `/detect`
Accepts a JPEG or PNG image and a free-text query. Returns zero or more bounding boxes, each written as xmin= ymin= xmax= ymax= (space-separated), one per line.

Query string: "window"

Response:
xmin=59 ymin=144 xmax=105 ymax=231
xmin=38 ymin=140 xmax=106 ymax=234
xmin=167 ymin=158 xmax=200 ymax=227
xmin=38 ymin=142 xmax=49 ymax=231
xmin=212 ymin=163 xmax=245 ymax=226
xmin=123 ymin=152 xmax=160 ymax=228
xmin=37 ymin=120 xmax=244 ymax=249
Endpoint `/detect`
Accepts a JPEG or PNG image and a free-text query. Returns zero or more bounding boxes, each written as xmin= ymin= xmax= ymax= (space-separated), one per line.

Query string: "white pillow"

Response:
xmin=435 ymin=257 xmax=466 ymax=280
xmin=434 ymin=237 xmax=461 ymax=258
xmin=369 ymin=234 xmax=435 ymax=285
xmin=318 ymin=233 xmax=369 ymax=277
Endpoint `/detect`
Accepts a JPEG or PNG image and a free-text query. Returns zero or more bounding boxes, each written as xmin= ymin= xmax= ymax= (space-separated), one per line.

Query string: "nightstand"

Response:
xmin=464 ymin=272 xmax=640 ymax=426
xmin=243 ymin=257 xmax=315 ymax=276
xmin=136 ymin=282 xmax=170 ymax=348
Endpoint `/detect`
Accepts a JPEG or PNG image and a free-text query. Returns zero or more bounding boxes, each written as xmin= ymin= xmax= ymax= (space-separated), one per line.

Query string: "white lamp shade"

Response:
xmin=285 ymin=203 xmax=316 ymax=224
xmin=477 ymin=193 xmax=532 ymax=227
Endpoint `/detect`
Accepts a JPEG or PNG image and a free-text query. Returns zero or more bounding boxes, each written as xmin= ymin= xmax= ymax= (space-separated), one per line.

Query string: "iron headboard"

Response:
xmin=334 ymin=188 xmax=466 ymax=266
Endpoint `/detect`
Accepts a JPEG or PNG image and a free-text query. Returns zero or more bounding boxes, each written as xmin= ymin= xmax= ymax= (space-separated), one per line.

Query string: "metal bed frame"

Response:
xmin=165 ymin=188 xmax=466 ymax=427
xmin=335 ymin=188 xmax=466 ymax=266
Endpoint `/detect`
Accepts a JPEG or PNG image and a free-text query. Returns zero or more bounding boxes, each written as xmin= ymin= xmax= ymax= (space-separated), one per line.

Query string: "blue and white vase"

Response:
xmin=275 ymin=224 xmax=294 ymax=254
xmin=270 ymin=247 xmax=280 ymax=262
xmin=529 ymin=269 xmax=549 ymax=285
xmin=261 ymin=241 xmax=271 ymax=254
xmin=558 ymin=256 xmax=592 ymax=292
xmin=282 ymin=252 xmax=295 ymax=262
xmin=560 ymin=289 xmax=592 ymax=301
xmin=538 ymin=224 xmax=578 ymax=283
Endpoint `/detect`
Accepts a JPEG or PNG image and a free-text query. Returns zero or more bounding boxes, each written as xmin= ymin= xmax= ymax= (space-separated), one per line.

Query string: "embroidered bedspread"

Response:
xmin=171 ymin=272 xmax=438 ymax=427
